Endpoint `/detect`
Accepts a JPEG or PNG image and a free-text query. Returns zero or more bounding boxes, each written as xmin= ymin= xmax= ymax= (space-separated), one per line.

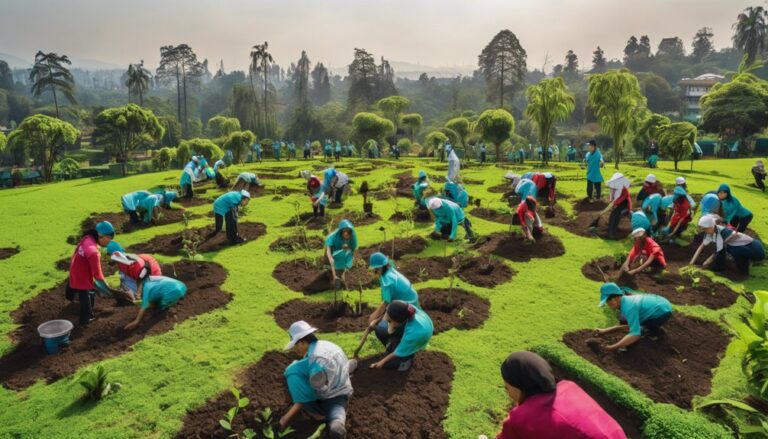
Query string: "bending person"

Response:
xmin=208 ymin=190 xmax=251 ymax=244
xmin=691 ymin=215 xmax=765 ymax=275
xmin=67 ymin=221 xmax=115 ymax=325
xmin=371 ymin=301 xmax=433 ymax=371
xmin=124 ymin=276 xmax=187 ymax=330
xmin=595 ymin=282 xmax=673 ymax=350
xmin=620 ymin=228 xmax=667 ymax=276
xmin=325 ymin=220 xmax=357 ymax=287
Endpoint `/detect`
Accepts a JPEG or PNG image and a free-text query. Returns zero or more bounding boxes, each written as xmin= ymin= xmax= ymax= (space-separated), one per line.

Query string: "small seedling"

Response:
xmin=78 ymin=365 xmax=121 ymax=402
xmin=457 ymin=307 xmax=466 ymax=320
xmin=219 ymin=387 xmax=250 ymax=435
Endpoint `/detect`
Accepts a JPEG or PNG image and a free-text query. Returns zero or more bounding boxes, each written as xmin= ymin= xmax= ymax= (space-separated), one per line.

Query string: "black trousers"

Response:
xmin=587 ymin=181 xmax=602 ymax=199
xmin=215 ymin=172 xmax=228 ymax=188
xmin=620 ymin=311 xmax=671 ymax=336
xmin=334 ymin=186 xmax=346 ymax=203
xmin=182 ymin=183 xmax=193 ymax=199
xmin=608 ymin=200 xmax=629 ymax=238
xmin=127 ymin=210 xmax=141 ymax=224
xmin=74 ymin=289 xmax=95 ymax=324
xmin=755 ymin=173 xmax=766 ymax=191
xmin=313 ymin=204 xmax=326 ymax=217
xmin=730 ymin=214 xmax=753 ymax=233
xmin=212 ymin=209 xmax=239 ymax=243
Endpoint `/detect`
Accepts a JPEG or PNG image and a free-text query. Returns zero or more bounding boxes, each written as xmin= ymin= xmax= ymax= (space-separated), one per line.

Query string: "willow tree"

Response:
xmin=93 ymin=104 xmax=164 ymax=175
xmin=657 ymin=122 xmax=696 ymax=171
xmin=474 ymin=108 xmax=515 ymax=163
xmin=223 ymin=130 xmax=256 ymax=164
xmin=8 ymin=114 xmax=80 ymax=181
xmin=587 ymin=69 xmax=645 ymax=169
xmin=524 ymin=77 xmax=575 ymax=165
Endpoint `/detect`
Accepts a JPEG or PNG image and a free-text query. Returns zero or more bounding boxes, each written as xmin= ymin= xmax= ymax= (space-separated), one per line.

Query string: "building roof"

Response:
xmin=679 ymin=73 xmax=724 ymax=86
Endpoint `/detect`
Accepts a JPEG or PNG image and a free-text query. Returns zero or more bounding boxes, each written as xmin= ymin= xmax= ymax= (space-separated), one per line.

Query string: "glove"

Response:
xmin=94 ymin=279 xmax=112 ymax=298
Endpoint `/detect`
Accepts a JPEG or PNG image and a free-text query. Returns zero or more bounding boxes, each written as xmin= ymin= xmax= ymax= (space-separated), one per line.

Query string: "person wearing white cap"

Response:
xmin=504 ymin=172 xmax=521 ymax=190
xmin=690 ymin=214 xmax=765 ymax=275
xmin=232 ymin=172 xmax=262 ymax=192
xmin=279 ymin=321 xmax=354 ymax=438
xmin=213 ymin=159 xmax=228 ymax=188
xmin=636 ymin=174 xmax=664 ymax=204
xmin=620 ymin=228 xmax=667 ymax=276
xmin=600 ymin=172 xmax=632 ymax=239
xmin=207 ymin=190 xmax=251 ymax=244
xmin=427 ymin=197 xmax=475 ymax=242
xmin=522 ymin=172 xmax=557 ymax=206
xmin=180 ymin=157 xmax=202 ymax=199
xmin=674 ymin=176 xmax=697 ymax=211
xmin=106 ymin=241 xmax=162 ymax=302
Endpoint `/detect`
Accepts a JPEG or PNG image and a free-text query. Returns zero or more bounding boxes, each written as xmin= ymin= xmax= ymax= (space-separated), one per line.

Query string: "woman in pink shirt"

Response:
xmin=496 ymin=351 xmax=626 ymax=439
xmin=67 ymin=221 xmax=115 ymax=325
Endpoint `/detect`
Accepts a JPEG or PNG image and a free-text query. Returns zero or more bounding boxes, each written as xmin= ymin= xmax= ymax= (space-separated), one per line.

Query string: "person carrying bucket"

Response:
xmin=594 ymin=282 xmax=674 ymax=350
xmin=123 ymin=276 xmax=187 ymax=330
xmin=325 ymin=220 xmax=357 ymax=288
xmin=279 ymin=321 xmax=355 ymax=438
xmin=67 ymin=221 xmax=115 ymax=325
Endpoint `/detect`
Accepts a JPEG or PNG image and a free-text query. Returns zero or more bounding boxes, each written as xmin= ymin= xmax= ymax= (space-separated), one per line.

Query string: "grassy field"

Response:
xmin=0 ymin=156 xmax=765 ymax=438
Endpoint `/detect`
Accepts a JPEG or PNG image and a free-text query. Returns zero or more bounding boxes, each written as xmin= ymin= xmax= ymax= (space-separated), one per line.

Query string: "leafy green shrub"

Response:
xmin=397 ymin=138 xmax=412 ymax=154
xmin=57 ymin=157 xmax=80 ymax=179
xmin=78 ymin=364 xmax=121 ymax=401
xmin=152 ymin=146 xmax=175 ymax=170
xmin=179 ymin=138 xmax=224 ymax=162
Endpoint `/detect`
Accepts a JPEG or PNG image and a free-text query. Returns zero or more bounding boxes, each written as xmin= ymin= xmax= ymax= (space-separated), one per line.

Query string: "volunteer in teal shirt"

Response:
xmin=124 ymin=276 xmax=187 ymax=330
xmin=371 ymin=300 xmax=434 ymax=371
xmin=324 ymin=219 xmax=357 ymax=285
xmin=717 ymin=183 xmax=753 ymax=232
xmin=444 ymin=181 xmax=469 ymax=208
xmin=208 ymin=190 xmax=251 ymax=244
xmin=594 ymin=282 xmax=673 ymax=351
xmin=412 ymin=170 xmax=430 ymax=208
xmin=631 ymin=210 xmax=652 ymax=234
xmin=122 ymin=190 xmax=151 ymax=224
xmin=515 ymin=178 xmax=538 ymax=200
xmin=233 ymin=172 xmax=261 ymax=192
xmin=367 ymin=252 xmax=420 ymax=335
xmin=584 ymin=139 xmax=604 ymax=200
xmin=427 ymin=197 xmax=475 ymax=241
xmin=642 ymin=193 xmax=665 ymax=232
xmin=136 ymin=191 xmax=176 ymax=224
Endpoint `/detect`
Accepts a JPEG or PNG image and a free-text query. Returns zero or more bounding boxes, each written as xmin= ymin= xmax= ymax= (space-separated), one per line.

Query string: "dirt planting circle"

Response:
xmin=281 ymin=211 xmax=382 ymax=230
xmin=0 ymin=246 xmax=20 ymax=260
xmin=474 ymin=232 xmax=565 ymax=262
xmin=582 ymin=256 xmax=739 ymax=310
xmin=268 ymin=234 xmax=325 ymax=252
xmin=129 ymin=222 xmax=267 ymax=256
xmin=175 ymin=350 xmax=454 ymax=439
xmin=0 ymin=261 xmax=232 ymax=390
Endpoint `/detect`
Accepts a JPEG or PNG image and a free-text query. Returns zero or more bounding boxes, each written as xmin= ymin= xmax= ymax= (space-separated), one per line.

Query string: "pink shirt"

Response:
xmin=68 ymin=235 xmax=105 ymax=290
xmin=497 ymin=380 xmax=626 ymax=439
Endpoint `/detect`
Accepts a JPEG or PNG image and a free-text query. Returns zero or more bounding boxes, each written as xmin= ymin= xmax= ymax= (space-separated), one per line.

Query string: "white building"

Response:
xmin=679 ymin=73 xmax=724 ymax=122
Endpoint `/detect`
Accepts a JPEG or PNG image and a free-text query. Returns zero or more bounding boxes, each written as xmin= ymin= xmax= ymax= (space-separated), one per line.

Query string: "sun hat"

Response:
xmin=698 ymin=215 xmax=717 ymax=228
xmin=284 ymin=320 xmax=319 ymax=350
xmin=599 ymin=282 xmax=624 ymax=306
xmin=504 ymin=172 xmax=519 ymax=181
xmin=110 ymin=251 xmax=135 ymax=266
xmin=95 ymin=221 xmax=115 ymax=237
xmin=427 ymin=197 xmax=443 ymax=210
xmin=368 ymin=252 xmax=389 ymax=269
xmin=300 ymin=170 xmax=311 ymax=180
xmin=543 ymin=172 xmax=553 ymax=179
xmin=631 ymin=228 xmax=646 ymax=238
xmin=240 ymin=189 xmax=251 ymax=199
xmin=105 ymin=241 xmax=125 ymax=255
xmin=645 ymin=174 xmax=657 ymax=183
xmin=675 ymin=177 xmax=686 ymax=185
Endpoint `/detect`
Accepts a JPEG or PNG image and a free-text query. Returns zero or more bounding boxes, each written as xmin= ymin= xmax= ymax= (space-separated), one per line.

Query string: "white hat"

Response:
xmin=698 ymin=215 xmax=717 ymax=228
xmin=284 ymin=320 xmax=318 ymax=350
xmin=504 ymin=172 xmax=519 ymax=181
xmin=608 ymin=172 xmax=624 ymax=183
xmin=607 ymin=172 xmax=630 ymax=190
xmin=300 ymin=170 xmax=311 ymax=180
xmin=645 ymin=174 xmax=657 ymax=183
xmin=675 ymin=177 xmax=686 ymax=185
xmin=543 ymin=172 xmax=553 ymax=179
xmin=191 ymin=155 xmax=199 ymax=162
xmin=110 ymin=251 xmax=135 ymax=266
xmin=427 ymin=197 xmax=443 ymax=210
xmin=631 ymin=228 xmax=646 ymax=238
xmin=240 ymin=189 xmax=251 ymax=199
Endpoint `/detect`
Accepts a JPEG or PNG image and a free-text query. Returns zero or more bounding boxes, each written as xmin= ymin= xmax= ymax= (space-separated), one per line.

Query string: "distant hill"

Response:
xmin=329 ymin=60 xmax=475 ymax=80
xmin=0 ymin=52 xmax=122 ymax=71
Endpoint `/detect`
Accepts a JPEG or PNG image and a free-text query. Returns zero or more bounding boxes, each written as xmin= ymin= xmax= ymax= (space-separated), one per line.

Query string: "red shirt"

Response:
xmin=497 ymin=380 xmax=626 ymax=439
xmin=670 ymin=197 xmax=691 ymax=226
xmin=118 ymin=254 xmax=162 ymax=280
xmin=628 ymin=236 xmax=667 ymax=266
xmin=68 ymin=235 xmax=105 ymax=290
xmin=516 ymin=201 xmax=536 ymax=226
xmin=531 ymin=173 xmax=555 ymax=201
xmin=611 ymin=187 xmax=632 ymax=211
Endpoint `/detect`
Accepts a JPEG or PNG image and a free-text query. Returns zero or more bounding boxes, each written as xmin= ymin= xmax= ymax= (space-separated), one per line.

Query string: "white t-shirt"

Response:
xmin=703 ymin=226 xmax=754 ymax=252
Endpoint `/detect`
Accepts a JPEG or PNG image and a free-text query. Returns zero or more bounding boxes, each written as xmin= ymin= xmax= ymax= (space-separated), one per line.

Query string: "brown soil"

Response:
xmin=573 ymin=197 xmax=609 ymax=212
xmin=389 ymin=208 xmax=433 ymax=223
xmin=175 ymin=350 xmax=453 ymax=439
xmin=129 ymin=222 xmax=267 ymax=256
xmin=272 ymin=237 xmax=428 ymax=295
xmin=474 ymin=232 xmax=566 ymax=262
xmin=393 ymin=171 xmax=418 ymax=198
xmin=268 ymin=235 xmax=325 ymax=252
xmin=659 ymin=239 xmax=753 ymax=282
xmin=281 ymin=211 xmax=382 ymax=230
xmin=176 ymin=196 xmax=213 ymax=207
xmin=487 ymin=182 xmax=512 ymax=193
xmin=0 ymin=246 xmax=20 ymax=260
xmin=470 ymin=207 xmax=513 ymax=225
xmin=0 ymin=261 xmax=232 ymax=390
xmin=549 ymin=364 xmax=645 ymax=439
xmin=560 ymin=210 xmax=633 ymax=240
xmin=258 ymin=172 xmax=297 ymax=180
xmin=582 ymin=256 xmax=738 ymax=310
xmin=395 ymin=255 xmax=514 ymax=288
xmin=76 ymin=209 xmax=195 ymax=236
xmin=563 ymin=314 xmax=730 ymax=409
xmin=273 ymin=287 xmax=490 ymax=334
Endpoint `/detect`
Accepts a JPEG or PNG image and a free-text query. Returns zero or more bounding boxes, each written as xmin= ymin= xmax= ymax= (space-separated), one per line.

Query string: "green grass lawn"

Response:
xmin=0 ymin=156 xmax=764 ymax=438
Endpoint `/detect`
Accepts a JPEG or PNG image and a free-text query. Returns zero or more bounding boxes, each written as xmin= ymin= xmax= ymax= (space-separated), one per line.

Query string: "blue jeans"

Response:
xmin=303 ymin=395 xmax=349 ymax=437
xmin=374 ymin=320 xmax=413 ymax=370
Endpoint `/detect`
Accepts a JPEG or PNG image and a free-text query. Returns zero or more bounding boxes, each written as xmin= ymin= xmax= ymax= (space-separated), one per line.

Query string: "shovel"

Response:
xmin=353 ymin=325 xmax=374 ymax=359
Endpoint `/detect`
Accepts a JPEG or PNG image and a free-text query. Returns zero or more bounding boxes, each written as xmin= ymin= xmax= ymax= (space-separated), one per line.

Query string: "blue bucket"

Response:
xmin=38 ymin=320 xmax=73 ymax=355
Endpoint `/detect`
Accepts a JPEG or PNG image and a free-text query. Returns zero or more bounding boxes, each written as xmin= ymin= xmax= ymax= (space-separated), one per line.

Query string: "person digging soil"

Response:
xmin=563 ymin=313 xmax=730 ymax=409
xmin=0 ymin=260 xmax=231 ymax=390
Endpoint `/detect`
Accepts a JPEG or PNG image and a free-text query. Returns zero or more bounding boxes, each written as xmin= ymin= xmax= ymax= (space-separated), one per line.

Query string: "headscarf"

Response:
xmin=717 ymin=183 xmax=732 ymax=199
xmin=500 ymin=352 xmax=556 ymax=397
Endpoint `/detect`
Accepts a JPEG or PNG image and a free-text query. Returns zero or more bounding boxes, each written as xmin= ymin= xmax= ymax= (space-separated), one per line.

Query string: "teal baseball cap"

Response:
xmin=599 ymin=282 xmax=624 ymax=307
xmin=368 ymin=252 xmax=389 ymax=269
xmin=95 ymin=221 xmax=115 ymax=237
xmin=106 ymin=241 xmax=125 ymax=255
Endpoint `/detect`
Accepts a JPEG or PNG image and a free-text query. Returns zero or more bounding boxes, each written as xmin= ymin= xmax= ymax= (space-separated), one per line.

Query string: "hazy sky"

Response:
xmin=0 ymin=0 xmax=757 ymax=72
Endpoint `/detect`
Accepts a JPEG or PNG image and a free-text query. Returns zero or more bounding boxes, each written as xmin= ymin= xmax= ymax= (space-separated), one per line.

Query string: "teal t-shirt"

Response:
xmin=141 ymin=276 xmax=187 ymax=310
xmin=380 ymin=268 xmax=419 ymax=306
xmin=631 ymin=211 xmax=651 ymax=232
xmin=585 ymin=150 xmax=604 ymax=183
xmin=394 ymin=308 xmax=434 ymax=357
xmin=515 ymin=179 xmax=538 ymax=199
xmin=213 ymin=191 xmax=243 ymax=216
xmin=721 ymin=196 xmax=752 ymax=222
xmin=620 ymin=294 xmax=673 ymax=336
xmin=284 ymin=358 xmax=318 ymax=404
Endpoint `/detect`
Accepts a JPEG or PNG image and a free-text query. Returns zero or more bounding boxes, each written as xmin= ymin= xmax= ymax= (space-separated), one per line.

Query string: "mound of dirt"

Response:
xmin=582 ymin=256 xmax=738 ymax=310
xmin=272 ymin=237 xmax=428 ymax=295
xmin=474 ymin=232 xmax=565 ymax=262
xmin=420 ymin=288 xmax=490 ymax=332
xmin=0 ymin=246 xmax=20 ymax=260
xmin=129 ymin=222 xmax=266 ymax=256
xmin=389 ymin=208 xmax=432 ymax=223
xmin=548 ymin=364 xmax=645 ymax=439
xmin=281 ymin=211 xmax=382 ymax=230
xmin=175 ymin=196 xmax=213 ymax=207
xmin=175 ymin=351 xmax=454 ymax=439
xmin=395 ymin=255 xmax=514 ymax=289
xmin=0 ymin=261 xmax=232 ymax=390
xmin=487 ymin=182 xmax=512 ymax=193
xmin=559 ymin=209 xmax=633 ymax=240
xmin=76 ymin=209 xmax=195 ymax=236
xmin=268 ymin=235 xmax=325 ymax=252
xmin=563 ymin=314 xmax=730 ymax=409
xmin=573 ymin=198 xmax=609 ymax=212
xmin=258 ymin=172 xmax=297 ymax=180
xmin=470 ymin=207 xmax=513 ymax=225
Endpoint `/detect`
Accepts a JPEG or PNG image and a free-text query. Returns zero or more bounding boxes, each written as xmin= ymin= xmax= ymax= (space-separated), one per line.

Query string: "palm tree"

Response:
xmin=125 ymin=61 xmax=151 ymax=106
xmin=250 ymin=42 xmax=274 ymax=135
xmin=29 ymin=51 xmax=77 ymax=119
xmin=733 ymin=6 xmax=768 ymax=64
xmin=525 ymin=77 xmax=575 ymax=165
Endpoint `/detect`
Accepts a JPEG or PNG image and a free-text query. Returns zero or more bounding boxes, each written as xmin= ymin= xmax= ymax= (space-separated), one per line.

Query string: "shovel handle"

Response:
xmin=353 ymin=326 xmax=373 ymax=359
xmin=595 ymin=265 xmax=609 ymax=283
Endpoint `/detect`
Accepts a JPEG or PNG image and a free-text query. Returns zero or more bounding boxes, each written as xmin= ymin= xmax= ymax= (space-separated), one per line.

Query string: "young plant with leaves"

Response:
xmin=78 ymin=365 xmax=121 ymax=402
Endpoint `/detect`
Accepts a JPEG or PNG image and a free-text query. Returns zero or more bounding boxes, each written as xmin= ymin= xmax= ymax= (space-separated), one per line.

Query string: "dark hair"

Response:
xmin=82 ymin=229 xmax=99 ymax=241
xmin=299 ymin=333 xmax=318 ymax=345
xmin=607 ymin=294 xmax=623 ymax=301
xmin=588 ymin=139 xmax=597 ymax=146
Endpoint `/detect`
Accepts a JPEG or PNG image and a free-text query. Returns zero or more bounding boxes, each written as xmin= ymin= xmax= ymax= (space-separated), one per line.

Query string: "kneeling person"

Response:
xmin=124 ymin=276 xmax=187 ymax=330
xmin=280 ymin=321 xmax=354 ymax=439
xmin=371 ymin=300 xmax=433 ymax=371
xmin=620 ymin=228 xmax=667 ymax=276
xmin=595 ymin=282 xmax=673 ymax=350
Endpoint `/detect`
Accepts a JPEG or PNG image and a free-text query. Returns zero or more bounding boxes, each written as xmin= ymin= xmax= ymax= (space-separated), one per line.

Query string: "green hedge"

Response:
xmin=534 ymin=343 xmax=733 ymax=439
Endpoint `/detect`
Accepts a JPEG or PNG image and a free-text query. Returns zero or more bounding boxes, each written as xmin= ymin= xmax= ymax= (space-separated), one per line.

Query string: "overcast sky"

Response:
xmin=0 ymin=0 xmax=757 ymax=72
